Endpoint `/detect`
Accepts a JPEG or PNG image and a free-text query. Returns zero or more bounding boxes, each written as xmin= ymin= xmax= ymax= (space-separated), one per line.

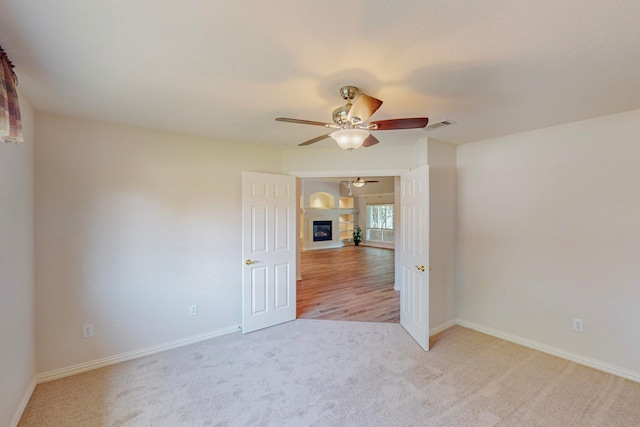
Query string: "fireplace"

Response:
xmin=312 ymin=220 xmax=332 ymax=242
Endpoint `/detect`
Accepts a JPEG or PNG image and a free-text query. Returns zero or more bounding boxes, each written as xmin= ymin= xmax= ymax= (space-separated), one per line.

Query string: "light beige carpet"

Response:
xmin=20 ymin=320 xmax=640 ymax=426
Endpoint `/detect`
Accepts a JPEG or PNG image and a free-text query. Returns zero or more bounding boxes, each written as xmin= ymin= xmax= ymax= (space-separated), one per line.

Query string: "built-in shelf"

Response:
xmin=309 ymin=191 xmax=335 ymax=209
xmin=339 ymin=197 xmax=354 ymax=209
xmin=339 ymin=213 xmax=354 ymax=241
xmin=338 ymin=198 xmax=355 ymax=242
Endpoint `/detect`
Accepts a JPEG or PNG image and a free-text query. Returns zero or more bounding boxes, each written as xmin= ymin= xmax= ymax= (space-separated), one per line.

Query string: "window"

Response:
xmin=366 ymin=204 xmax=394 ymax=243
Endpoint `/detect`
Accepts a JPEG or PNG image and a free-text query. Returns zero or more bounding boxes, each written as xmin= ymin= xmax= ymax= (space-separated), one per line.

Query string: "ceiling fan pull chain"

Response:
xmin=347 ymin=148 xmax=354 ymax=196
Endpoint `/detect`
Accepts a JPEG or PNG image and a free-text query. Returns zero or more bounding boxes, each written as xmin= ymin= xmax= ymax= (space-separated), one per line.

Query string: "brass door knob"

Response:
xmin=245 ymin=259 xmax=258 ymax=265
xmin=415 ymin=265 xmax=425 ymax=272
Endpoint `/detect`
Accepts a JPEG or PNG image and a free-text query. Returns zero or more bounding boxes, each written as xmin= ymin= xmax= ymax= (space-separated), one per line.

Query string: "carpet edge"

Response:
xmin=457 ymin=319 xmax=640 ymax=383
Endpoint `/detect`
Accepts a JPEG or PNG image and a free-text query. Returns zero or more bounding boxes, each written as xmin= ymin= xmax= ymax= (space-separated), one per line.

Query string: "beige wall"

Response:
xmin=427 ymin=139 xmax=457 ymax=330
xmin=34 ymin=114 xmax=283 ymax=373
xmin=0 ymin=91 xmax=36 ymax=426
xmin=283 ymin=144 xmax=412 ymax=177
xmin=456 ymin=109 xmax=640 ymax=377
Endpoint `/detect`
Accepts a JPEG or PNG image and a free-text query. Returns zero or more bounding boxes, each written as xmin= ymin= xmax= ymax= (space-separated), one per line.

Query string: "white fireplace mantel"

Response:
xmin=302 ymin=208 xmax=358 ymax=251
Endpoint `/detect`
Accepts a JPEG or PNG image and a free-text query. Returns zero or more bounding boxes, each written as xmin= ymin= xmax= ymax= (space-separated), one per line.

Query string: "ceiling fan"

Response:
xmin=276 ymin=85 xmax=429 ymax=150
xmin=340 ymin=177 xmax=379 ymax=188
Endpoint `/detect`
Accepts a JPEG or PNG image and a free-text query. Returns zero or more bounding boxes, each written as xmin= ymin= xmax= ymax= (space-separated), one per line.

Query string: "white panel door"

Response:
xmin=242 ymin=172 xmax=296 ymax=333
xmin=400 ymin=165 xmax=430 ymax=350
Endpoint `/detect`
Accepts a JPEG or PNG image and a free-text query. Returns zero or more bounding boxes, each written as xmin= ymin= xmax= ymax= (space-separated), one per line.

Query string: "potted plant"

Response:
xmin=353 ymin=226 xmax=363 ymax=246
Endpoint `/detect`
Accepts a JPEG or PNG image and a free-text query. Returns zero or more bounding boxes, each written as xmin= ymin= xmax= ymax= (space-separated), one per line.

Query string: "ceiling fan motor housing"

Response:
xmin=339 ymin=85 xmax=359 ymax=101
xmin=333 ymin=86 xmax=359 ymax=125
xmin=332 ymin=104 xmax=351 ymax=125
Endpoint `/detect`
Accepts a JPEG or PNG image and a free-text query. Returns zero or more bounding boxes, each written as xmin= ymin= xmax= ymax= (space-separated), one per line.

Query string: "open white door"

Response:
xmin=242 ymin=172 xmax=296 ymax=333
xmin=400 ymin=165 xmax=430 ymax=350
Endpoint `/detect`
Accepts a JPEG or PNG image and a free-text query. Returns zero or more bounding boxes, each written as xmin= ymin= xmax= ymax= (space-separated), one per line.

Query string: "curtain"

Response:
xmin=0 ymin=46 xmax=22 ymax=144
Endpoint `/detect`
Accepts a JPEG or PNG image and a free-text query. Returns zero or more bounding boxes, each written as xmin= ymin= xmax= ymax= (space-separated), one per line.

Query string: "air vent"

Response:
xmin=426 ymin=119 xmax=456 ymax=130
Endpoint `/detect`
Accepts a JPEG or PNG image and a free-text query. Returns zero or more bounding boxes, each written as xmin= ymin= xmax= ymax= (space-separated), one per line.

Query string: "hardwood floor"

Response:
xmin=297 ymin=245 xmax=399 ymax=323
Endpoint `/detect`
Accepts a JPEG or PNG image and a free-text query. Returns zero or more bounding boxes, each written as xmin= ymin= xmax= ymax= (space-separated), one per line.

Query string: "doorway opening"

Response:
xmin=297 ymin=176 xmax=399 ymax=323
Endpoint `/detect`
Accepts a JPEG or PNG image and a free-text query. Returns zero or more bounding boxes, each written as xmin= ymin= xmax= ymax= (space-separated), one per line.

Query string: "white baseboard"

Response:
xmin=457 ymin=319 xmax=640 ymax=384
xmin=303 ymin=243 xmax=344 ymax=251
xmin=361 ymin=242 xmax=395 ymax=250
xmin=36 ymin=324 xmax=241 ymax=383
xmin=430 ymin=319 xmax=457 ymax=336
xmin=10 ymin=378 xmax=36 ymax=427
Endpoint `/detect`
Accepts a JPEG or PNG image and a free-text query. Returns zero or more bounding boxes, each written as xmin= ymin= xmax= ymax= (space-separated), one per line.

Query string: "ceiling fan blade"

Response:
xmin=362 ymin=134 xmax=379 ymax=147
xmin=298 ymin=133 xmax=332 ymax=146
xmin=347 ymin=93 xmax=383 ymax=123
xmin=276 ymin=117 xmax=331 ymax=127
xmin=340 ymin=179 xmax=380 ymax=184
xmin=370 ymin=117 xmax=429 ymax=130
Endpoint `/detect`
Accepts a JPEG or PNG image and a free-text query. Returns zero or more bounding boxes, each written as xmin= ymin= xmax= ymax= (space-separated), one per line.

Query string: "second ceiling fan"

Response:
xmin=276 ymin=85 xmax=429 ymax=150
xmin=340 ymin=177 xmax=379 ymax=188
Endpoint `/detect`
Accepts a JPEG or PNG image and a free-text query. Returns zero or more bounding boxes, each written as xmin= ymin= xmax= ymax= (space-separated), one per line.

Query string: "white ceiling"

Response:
xmin=2 ymin=1 xmax=639 ymax=149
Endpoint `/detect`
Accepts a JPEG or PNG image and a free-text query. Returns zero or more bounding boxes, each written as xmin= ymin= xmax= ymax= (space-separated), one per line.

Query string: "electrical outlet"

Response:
xmin=573 ymin=318 xmax=584 ymax=332
xmin=189 ymin=304 xmax=198 ymax=317
xmin=82 ymin=323 xmax=94 ymax=338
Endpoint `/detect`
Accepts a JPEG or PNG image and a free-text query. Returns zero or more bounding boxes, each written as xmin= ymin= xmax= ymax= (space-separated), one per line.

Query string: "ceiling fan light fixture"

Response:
xmin=330 ymin=128 xmax=369 ymax=150
xmin=352 ymin=177 xmax=366 ymax=187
